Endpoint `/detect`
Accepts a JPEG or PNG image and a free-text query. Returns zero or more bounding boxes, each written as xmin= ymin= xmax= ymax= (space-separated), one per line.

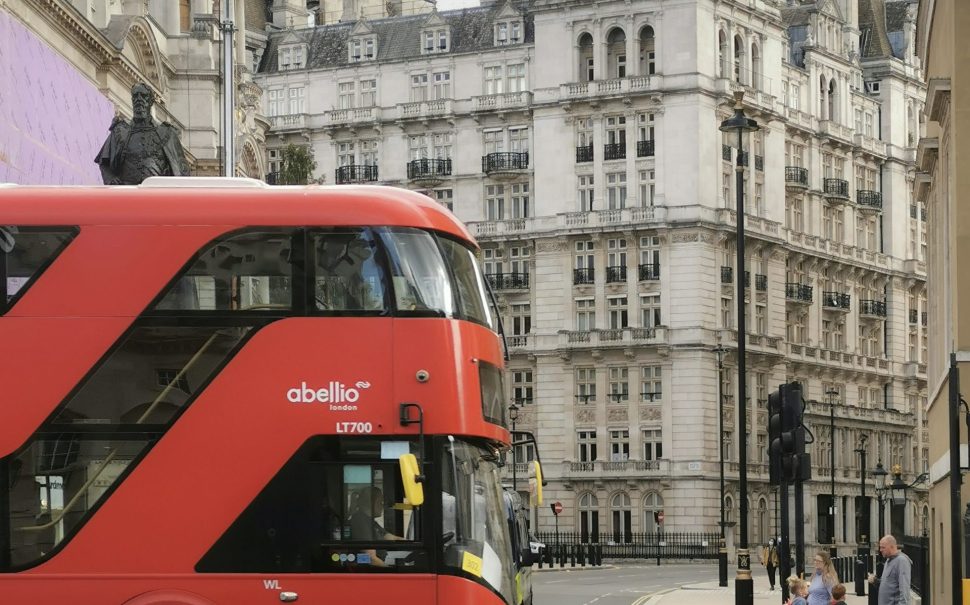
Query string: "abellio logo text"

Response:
xmin=287 ymin=381 xmax=371 ymax=411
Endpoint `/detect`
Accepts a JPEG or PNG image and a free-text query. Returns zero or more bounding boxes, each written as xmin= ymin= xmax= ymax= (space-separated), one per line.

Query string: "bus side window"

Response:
xmin=313 ymin=230 xmax=386 ymax=312
xmin=154 ymin=231 xmax=295 ymax=311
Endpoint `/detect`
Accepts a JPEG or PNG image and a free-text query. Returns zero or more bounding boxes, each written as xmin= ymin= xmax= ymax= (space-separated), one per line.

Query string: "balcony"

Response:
xmin=636 ymin=140 xmax=655 ymax=158
xmin=822 ymin=291 xmax=851 ymax=311
xmin=604 ymin=143 xmax=626 ymax=161
xmin=471 ymin=91 xmax=532 ymax=112
xmin=482 ymin=152 xmax=529 ymax=178
xmin=324 ymin=106 xmax=381 ymax=127
xmin=335 ymin=164 xmax=378 ymax=184
xmin=485 ymin=272 xmax=530 ymax=290
xmin=823 ymin=178 xmax=849 ymax=202
xmin=397 ymin=99 xmax=453 ymax=121
xmin=561 ymin=458 xmax=670 ymax=478
xmin=269 ymin=113 xmax=308 ymax=132
xmin=856 ymin=190 xmax=883 ymax=213
xmin=720 ymin=266 xmax=733 ymax=284
xmin=785 ymin=166 xmax=809 ymax=190
xmin=638 ymin=263 xmax=660 ymax=281
xmin=573 ymin=268 xmax=594 ymax=285
xmin=576 ymin=144 xmax=593 ymax=163
xmin=406 ymin=158 xmax=452 ymax=187
xmin=559 ymin=76 xmax=656 ymax=101
xmin=606 ymin=265 xmax=627 ymax=283
xmin=859 ymin=299 xmax=888 ymax=319
xmin=786 ymin=283 xmax=813 ymax=304
xmin=755 ymin=274 xmax=767 ymax=291
xmin=558 ymin=327 xmax=667 ymax=349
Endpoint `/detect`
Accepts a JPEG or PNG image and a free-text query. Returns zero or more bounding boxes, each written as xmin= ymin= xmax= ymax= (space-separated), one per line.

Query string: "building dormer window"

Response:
xmin=278 ymin=45 xmax=306 ymax=70
xmin=495 ymin=20 xmax=523 ymax=45
xmin=422 ymin=29 xmax=449 ymax=53
xmin=349 ymin=37 xmax=376 ymax=62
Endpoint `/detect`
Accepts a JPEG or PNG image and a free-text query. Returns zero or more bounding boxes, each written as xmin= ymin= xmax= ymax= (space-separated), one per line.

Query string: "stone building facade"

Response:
xmin=256 ymin=0 xmax=928 ymax=556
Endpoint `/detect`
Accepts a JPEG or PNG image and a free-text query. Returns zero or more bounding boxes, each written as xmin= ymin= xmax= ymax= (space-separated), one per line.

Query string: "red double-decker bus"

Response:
xmin=0 ymin=178 xmax=529 ymax=605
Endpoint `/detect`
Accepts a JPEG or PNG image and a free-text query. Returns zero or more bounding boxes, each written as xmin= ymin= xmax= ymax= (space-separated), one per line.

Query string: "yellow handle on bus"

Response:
xmin=531 ymin=461 xmax=543 ymax=505
xmin=399 ymin=453 xmax=425 ymax=507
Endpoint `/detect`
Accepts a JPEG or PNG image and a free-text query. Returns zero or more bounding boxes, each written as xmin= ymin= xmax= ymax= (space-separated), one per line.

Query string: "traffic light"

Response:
xmin=768 ymin=387 xmax=783 ymax=485
xmin=779 ymin=382 xmax=811 ymax=482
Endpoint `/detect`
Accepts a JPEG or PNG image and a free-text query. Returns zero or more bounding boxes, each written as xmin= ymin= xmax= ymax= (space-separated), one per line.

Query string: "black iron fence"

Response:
xmin=832 ymin=553 xmax=874 ymax=586
xmin=900 ymin=535 xmax=929 ymax=603
xmin=535 ymin=531 xmax=720 ymax=562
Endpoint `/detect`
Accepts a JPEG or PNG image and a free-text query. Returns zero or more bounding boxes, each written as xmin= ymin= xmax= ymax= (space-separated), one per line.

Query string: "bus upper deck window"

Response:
xmin=378 ymin=229 xmax=454 ymax=317
xmin=313 ymin=229 xmax=387 ymax=312
xmin=154 ymin=231 xmax=295 ymax=312
xmin=1 ymin=226 xmax=77 ymax=313
xmin=436 ymin=237 xmax=493 ymax=329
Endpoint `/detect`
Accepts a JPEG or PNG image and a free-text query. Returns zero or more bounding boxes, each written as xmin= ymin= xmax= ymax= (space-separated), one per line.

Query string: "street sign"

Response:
xmin=551 ymin=501 xmax=563 ymax=515
xmin=657 ymin=511 xmax=665 ymax=523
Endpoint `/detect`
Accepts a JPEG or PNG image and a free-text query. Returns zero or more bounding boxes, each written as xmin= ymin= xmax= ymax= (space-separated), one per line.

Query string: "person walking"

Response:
xmin=806 ymin=550 xmax=839 ymax=605
xmin=761 ymin=538 xmax=780 ymax=590
xmin=870 ymin=534 xmax=912 ymax=605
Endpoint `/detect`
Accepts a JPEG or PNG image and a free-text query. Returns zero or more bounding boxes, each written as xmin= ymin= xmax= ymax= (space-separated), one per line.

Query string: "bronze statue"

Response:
xmin=95 ymin=83 xmax=189 ymax=184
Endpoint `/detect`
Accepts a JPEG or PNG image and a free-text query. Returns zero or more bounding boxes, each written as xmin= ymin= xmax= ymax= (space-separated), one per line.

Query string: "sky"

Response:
xmin=435 ymin=0 xmax=481 ymax=9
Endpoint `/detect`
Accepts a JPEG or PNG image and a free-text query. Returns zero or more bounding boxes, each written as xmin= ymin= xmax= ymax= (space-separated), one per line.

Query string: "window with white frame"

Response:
xmin=786 ymin=198 xmax=804 ymax=232
xmin=359 ymin=140 xmax=378 ymax=165
xmin=575 ymin=298 xmax=595 ymax=331
xmin=338 ymin=81 xmax=356 ymax=110
xmin=348 ymin=37 xmax=376 ymax=61
xmin=638 ymin=170 xmax=655 ymax=207
xmin=578 ymin=175 xmax=595 ymax=211
xmin=434 ymin=189 xmax=453 ymax=211
xmin=432 ymin=133 xmax=452 ymax=160
xmin=510 ymin=183 xmax=529 ymax=218
xmin=609 ymin=429 xmax=630 ymax=460
xmin=640 ymin=365 xmax=662 ymax=401
xmin=359 ymin=79 xmax=377 ymax=107
xmin=578 ymin=430 xmax=597 ymax=461
xmin=512 ymin=369 xmax=533 ymax=405
xmin=509 ymin=127 xmax=529 ymax=153
xmin=575 ymin=241 xmax=594 ymax=271
xmin=608 ymin=296 xmax=628 ymax=329
xmin=509 ymin=245 xmax=530 ymax=278
xmin=288 ymin=87 xmax=305 ymax=114
xmin=608 ymin=368 xmax=629 ymax=405
xmin=410 ymin=73 xmax=429 ymax=102
xmin=506 ymin=64 xmax=526 ymax=92
xmin=485 ymin=184 xmax=506 ymax=220
xmin=607 ymin=238 xmax=627 ymax=273
xmin=422 ymin=29 xmax=449 ymax=53
xmin=495 ymin=20 xmax=523 ymax=45
xmin=642 ymin=428 xmax=662 ymax=459
xmin=484 ymin=130 xmax=504 ymax=154
xmin=576 ymin=367 xmax=596 ymax=404
xmin=510 ymin=303 xmax=531 ymax=338
xmin=485 ymin=66 xmax=504 ymax=94
xmin=267 ymin=148 xmax=282 ymax=173
xmin=755 ymin=303 xmax=766 ymax=334
xmin=640 ymin=294 xmax=660 ymax=328
xmin=409 ymin=135 xmax=428 ymax=161
xmin=637 ymin=113 xmax=655 ymax=142
xmin=607 ymin=172 xmax=627 ymax=209
xmin=640 ymin=236 xmax=660 ymax=276
xmin=577 ymin=117 xmax=594 ymax=147
xmin=482 ymin=248 xmax=503 ymax=275
xmin=279 ymin=45 xmax=305 ymax=70
xmin=432 ymin=71 xmax=451 ymax=100
xmin=337 ymin=142 xmax=355 ymax=167
xmin=606 ymin=116 xmax=626 ymax=147
xmin=267 ymin=89 xmax=284 ymax=117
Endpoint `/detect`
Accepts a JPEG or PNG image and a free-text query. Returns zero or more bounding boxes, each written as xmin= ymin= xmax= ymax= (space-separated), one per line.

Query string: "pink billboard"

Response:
xmin=0 ymin=11 xmax=115 ymax=185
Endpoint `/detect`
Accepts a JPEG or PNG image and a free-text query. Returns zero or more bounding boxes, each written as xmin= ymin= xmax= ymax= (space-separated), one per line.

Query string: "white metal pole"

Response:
xmin=221 ymin=0 xmax=236 ymax=177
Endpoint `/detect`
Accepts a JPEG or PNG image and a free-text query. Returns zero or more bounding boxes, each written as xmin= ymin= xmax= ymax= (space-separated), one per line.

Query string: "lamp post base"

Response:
xmin=854 ymin=545 xmax=868 ymax=597
xmin=719 ymin=542 xmax=728 ymax=587
xmin=735 ymin=549 xmax=753 ymax=605
xmin=830 ymin=543 xmax=837 ymax=558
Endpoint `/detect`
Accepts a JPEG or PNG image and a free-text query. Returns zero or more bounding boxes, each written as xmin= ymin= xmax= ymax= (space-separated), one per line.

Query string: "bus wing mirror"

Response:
xmin=531 ymin=461 xmax=543 ymax=505
xmin=399 ymin=453 xmax=425 ymax=507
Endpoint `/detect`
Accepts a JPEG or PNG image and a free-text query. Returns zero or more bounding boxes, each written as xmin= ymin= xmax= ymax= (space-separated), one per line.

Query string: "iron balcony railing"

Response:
xmin=576 ymin=144 xmax=593 ymax=163
xmin=860 ymin=299 xmax=888 ymax=317
xmin=786 ymin=282 xmax=813 ymax=302
xmin=335 ymin=164 xmax=379 ymax=184
xmin=573 ymin=268 xmax=595 ymax=285
xmin=604 ymin=143 xmax=626 ymax=160
xmin=785 ymin=166 xmax=809 ymax=186
xmin=606 ymin=265 xmax=627 ymax=283
xmin=822 ymin=292 xmax=851 ymax=309
xmin=484 ymin=272 xmax=530 ymax=290
xmin=482 ymin=152 xmax=529 ymax=173
xmin=823 ymin=178 xmax=849 ymax=198
xmin=755 ymin=274 xmax=767 ymax=291
xmin=264 ymin=171 xmax=280 ymax=185
xmin=856 ymin=190 xmax=883 ymax=211
xmin=406 ymin=158 xmax=452 ymax=180
xmin=637 ymin=140 xmax=655 ymax=157
xmin=720 ymin=266 xmax=733 ymax=284
xmin=638 ymin=263 xmax=660 ymax=281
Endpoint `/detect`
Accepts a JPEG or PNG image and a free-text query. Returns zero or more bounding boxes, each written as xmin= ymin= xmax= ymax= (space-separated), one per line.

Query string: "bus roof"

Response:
xmin=0 ymin=180 xmax=475 ymax=244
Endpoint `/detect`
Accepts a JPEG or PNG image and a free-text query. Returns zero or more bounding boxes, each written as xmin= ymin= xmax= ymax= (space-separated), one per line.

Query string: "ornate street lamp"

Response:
xmin=853 ymin=434 xmax=869 ymax=597
xmin=719 ymin=90 xmax=759 ymax=605
xmin=826 ymin=388 xmax=839 ymax=557
xmin=714 ymin=343 xmax=728 ymax=587
xmin=872 ymin=461 xmax=889 ymax=541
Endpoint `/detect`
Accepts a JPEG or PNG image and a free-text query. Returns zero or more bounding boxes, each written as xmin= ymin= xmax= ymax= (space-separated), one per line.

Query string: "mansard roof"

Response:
xmin=859 ymin=0 xmax=894 ymax=58
xmin=259 ymin=3 xmax=535 ymax=74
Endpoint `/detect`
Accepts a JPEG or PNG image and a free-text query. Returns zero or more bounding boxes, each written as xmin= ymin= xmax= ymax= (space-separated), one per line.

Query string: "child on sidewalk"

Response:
xmin=787 ymin=576 xmax=809 ymax=605
xmin=830 ymin=583 xmax=847 ymax=605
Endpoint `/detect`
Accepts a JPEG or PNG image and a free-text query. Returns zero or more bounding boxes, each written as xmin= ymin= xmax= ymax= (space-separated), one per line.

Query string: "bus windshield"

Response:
xmin=440 ymin=438 xmax=515 ymax=604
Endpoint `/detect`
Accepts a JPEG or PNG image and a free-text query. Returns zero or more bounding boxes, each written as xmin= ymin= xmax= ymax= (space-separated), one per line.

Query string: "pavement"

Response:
xmin=644 ymin=571 xmax=874 ymax=605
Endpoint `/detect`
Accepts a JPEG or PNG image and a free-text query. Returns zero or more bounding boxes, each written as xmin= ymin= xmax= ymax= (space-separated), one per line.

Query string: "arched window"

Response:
xmin=750 ymin=43 xmax=762 ymax=90
xmin=643 ymin=492 xmax=664 ymax=534
xmin=734 ymin=35 xmax=745 ymax=83
xmin=610 ymin=492 xmax=632 ymax=543
xmin=578 ymin=33 xmax=594 ymax=83
xmin=579 ymin=492 xmax=600 ymax=542
xmin=607 ymin=27 xmax=627 ymax=79
xmin=725 ymin=494 xmax=735 ymax=524
xmin=828 ymin=79 xmax=837 ymax=122
xmin=640 ymin=26 xmax=656 ymax=75
xmin=819 ymin=75 xmax=828 ymax=119
xmin=757 ymin=497 xmax=769 ymax=545
xmin=718 ymin=30 xmax=728 ymax=78
xmin=907 ymin=105 xmax=915 ymax=146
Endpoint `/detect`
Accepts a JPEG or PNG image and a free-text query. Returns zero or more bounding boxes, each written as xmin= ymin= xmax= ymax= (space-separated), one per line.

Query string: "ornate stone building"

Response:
xmin=1 ymin=0 xmax=269 ymax=183
xmin=256 ymin=0 xmax=928 ymax=557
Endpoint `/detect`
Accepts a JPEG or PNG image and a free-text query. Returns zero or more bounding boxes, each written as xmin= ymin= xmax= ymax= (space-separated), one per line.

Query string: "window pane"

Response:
xmin=314 ymin=229 xmax=388 ymax=312
xmin=379 ymin=228 xmax=454 ymax=316
xmin=437 ymin=237 xmax=493 ymax=328
xmin=1 ymin=226 xmax=78 ymax=312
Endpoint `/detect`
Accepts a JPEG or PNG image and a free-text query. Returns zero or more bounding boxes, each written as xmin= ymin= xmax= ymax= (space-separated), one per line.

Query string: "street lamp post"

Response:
xmin=509 ymin=402 xmax=519 ymax=493
xmin=826 ymin=388 xmax=839 ymax=558
xmin=889 ymin=465 xmax=929 ymax=534
xmin=854 ymin=434 xmax=869 ymax=597
xmin=873 ymin=462 xmax=888 ymax=541
xmin=715 ymin=344 xmax=728 ymax=587
xmin=719 ymin=90 xmax=759 ymax=605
